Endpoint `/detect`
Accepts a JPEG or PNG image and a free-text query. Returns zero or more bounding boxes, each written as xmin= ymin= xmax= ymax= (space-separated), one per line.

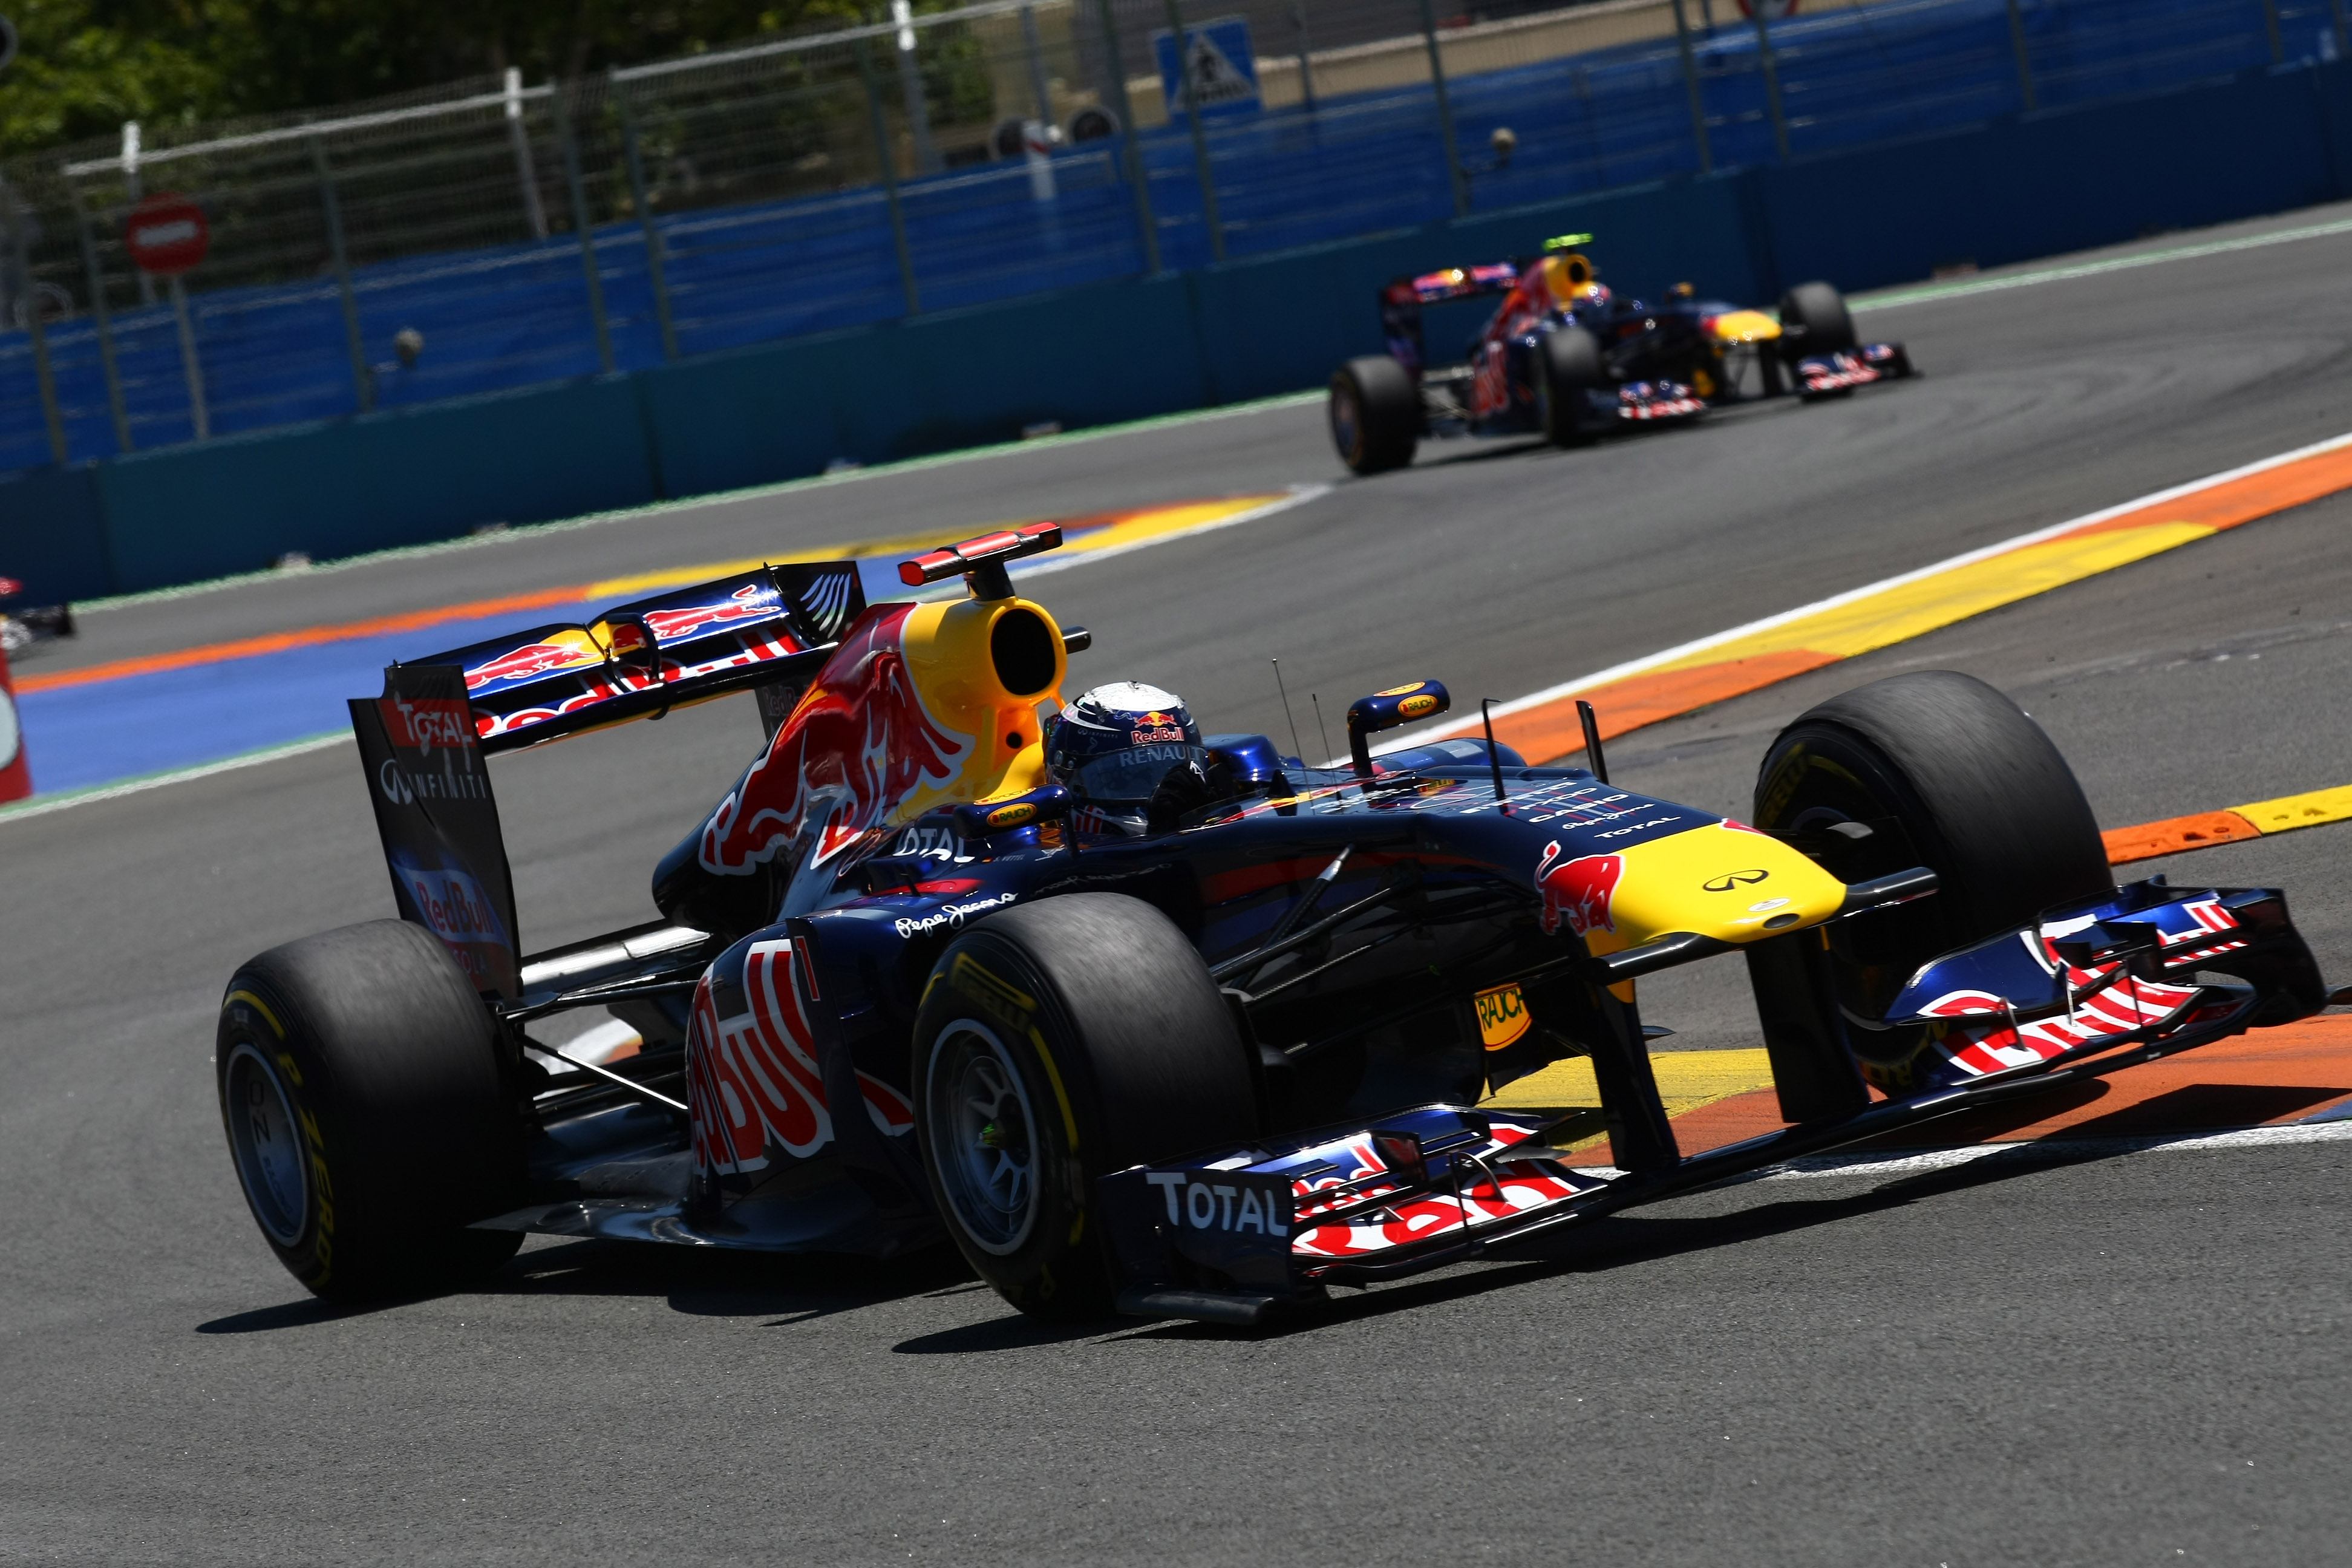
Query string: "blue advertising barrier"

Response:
xmin=8 ymin=57 xmax=2352 ymax=602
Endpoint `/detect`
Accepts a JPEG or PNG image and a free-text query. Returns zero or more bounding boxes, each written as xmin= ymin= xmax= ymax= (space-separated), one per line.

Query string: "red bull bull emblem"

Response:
xmin=1535 ymin=841 xmax=1622 ymax=938
xmin=641 ymin=583 xmax=783 ymax=643
xmin=699 ymin=604 xmax=975 ymax=877
xmin=464 ymin=636 xmax=602 ymax=691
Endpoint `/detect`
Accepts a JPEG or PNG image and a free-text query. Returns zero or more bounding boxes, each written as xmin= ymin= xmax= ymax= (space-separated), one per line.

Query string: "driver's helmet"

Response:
xmin=1045 ymin=681 xmax=1214 ymax=837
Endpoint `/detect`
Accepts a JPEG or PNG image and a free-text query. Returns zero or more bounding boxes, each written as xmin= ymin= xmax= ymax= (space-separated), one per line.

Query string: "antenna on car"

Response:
xmin=1311 ymin=694 xmax=1334 ymax=771
xmin=1576 ymin=698 xmax=1609 ymax=784
xmin=1271 ymin=658 xmax=1305 ymax=763
xmin=1481 ymin=697 xmax=1506 ymax=802
xmin=897 ymin=521 xmax=1063 ymax=601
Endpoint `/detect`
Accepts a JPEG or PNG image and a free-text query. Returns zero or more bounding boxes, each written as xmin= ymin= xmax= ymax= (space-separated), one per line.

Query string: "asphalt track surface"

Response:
xmin=8 ymin=205 xmax=2352 ymax=1564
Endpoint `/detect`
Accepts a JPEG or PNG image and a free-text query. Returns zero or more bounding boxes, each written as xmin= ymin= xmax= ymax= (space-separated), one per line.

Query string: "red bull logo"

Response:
xmin=699 ymin=604 xmax=975 ymax=878
xmin=1535 ymin=841 xmax=1622 ymax=938
xmin=642 ymin=584 xmax=785 ymax=644
xmin=464 ymin=636 xmax=601 ymax=691
xmin=1129 ymin=710 xmax=1185 ymax=745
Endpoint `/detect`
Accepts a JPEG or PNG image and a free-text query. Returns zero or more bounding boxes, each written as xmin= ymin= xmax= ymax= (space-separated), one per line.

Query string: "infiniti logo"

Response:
xmin=1704 ymin=869 xmax=1769 ymax=892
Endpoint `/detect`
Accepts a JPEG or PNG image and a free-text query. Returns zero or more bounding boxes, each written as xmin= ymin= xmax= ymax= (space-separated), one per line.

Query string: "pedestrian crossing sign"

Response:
xmin=1152 ymin=16 xmax=1261 ymax=119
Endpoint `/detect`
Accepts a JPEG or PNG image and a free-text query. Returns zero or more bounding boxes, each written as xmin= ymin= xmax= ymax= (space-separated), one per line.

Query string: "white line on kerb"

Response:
xmin=1389 ymin=425 xmax=2352 ymax=753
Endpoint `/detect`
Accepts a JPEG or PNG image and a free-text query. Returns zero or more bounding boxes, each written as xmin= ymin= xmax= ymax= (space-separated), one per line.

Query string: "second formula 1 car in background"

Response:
xmin=1327 ymin=235 xmax=1915 ymax=475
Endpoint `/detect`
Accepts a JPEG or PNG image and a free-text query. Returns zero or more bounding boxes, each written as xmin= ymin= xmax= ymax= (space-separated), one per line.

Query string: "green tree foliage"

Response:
xmin=0 ymin=0 xmax=878 ymax=158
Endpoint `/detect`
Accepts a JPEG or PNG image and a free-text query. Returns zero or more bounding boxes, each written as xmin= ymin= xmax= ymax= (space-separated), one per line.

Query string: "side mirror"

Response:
xmin=952 ymin=784 xmax=1073 ymax=841
xmin=1344 ymin=681 xmax=1451 ymax=777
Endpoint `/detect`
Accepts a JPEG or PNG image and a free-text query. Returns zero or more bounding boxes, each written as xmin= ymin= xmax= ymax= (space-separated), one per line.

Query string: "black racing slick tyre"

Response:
xmin=1778 ymin=280 xmax=1856 ymax=362
xmin=217 ymin=920 xmax=524 ymax=1300
xmin=1753 ymin=671 xmax=2114 ymax=1085
xmin=1537 ymin=326 xmax=1608 ymax=445
xmin=1329 ymin=354 xmax=1419 ymax=474
xmin=912 ymin=893 xmax=1259 ymax=1320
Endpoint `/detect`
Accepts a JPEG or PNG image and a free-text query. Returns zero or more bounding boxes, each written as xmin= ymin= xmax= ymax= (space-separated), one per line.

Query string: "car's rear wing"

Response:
xmin=420 ymin=560 xmax=864 ymax=754
xmin=346 ymin=560 xmax=867 ymax=998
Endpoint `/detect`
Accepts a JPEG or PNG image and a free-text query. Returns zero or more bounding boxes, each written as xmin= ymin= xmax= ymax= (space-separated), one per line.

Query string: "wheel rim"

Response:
xmin=224 ymin=1042 xmax=309 ymax=1247
xmin=1330 ymin=383 xmax=1362 ymax=462
xmin=924 ymin=1021 xmax=1040 ymax=1256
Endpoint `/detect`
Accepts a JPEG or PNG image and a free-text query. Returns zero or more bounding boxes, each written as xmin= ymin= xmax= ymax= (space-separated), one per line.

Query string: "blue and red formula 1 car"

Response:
xmin=1328 ymin=235 xmax=1916 ymax=475
xmin=218 ymin=527 xmax=2336 ymax=1325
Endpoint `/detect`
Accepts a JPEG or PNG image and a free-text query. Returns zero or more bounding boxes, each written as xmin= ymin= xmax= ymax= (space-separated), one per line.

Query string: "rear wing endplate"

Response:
xmin=348 ymin=560 xmax=867 ymax=995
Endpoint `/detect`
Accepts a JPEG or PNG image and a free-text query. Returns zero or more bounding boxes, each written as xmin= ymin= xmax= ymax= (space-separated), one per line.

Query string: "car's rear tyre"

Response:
xmin=217 ymin=920 xmax=524 ymax=1300
xmin=1328 ymin=355 xmax=1419 ymax=474
xmin=1779 ymin=281 xmax=1856 ymax=362
xmin=1536 ymin=327 xmax=1608 ymax=445
xmin=1752 ymin=671 xmax=2114 ymax=1083
xmin=912 ymin=893 xmax=1259 ymax=1320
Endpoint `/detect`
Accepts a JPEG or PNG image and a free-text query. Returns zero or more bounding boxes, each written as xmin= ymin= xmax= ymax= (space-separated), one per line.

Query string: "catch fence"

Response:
xmin=0 ymin=0 xmax=2339 ymax=477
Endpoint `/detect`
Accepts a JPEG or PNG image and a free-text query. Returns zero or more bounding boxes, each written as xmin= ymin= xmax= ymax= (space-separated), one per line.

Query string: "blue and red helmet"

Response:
xmin=1045 ymin=682 xmax=1211 ymax=835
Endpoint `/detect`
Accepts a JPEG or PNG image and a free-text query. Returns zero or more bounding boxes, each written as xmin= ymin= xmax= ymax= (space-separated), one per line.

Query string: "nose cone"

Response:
xmin=1595 ymin=823 xmax=1847 ymax=950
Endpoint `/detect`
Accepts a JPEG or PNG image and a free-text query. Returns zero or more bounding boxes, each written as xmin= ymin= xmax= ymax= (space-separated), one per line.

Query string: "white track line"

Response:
xmin=1391 ymin=425 xmax=2352 ymax=752
xmin=0 ymin=732 xmax=353 ymax=825
xmin=1857 ymin=214 xmax=2352 ymax=313
xmin=1759 ymin=1117 xmax=2352 ymax=1181
xmin=1561 ymin=1116 xmax=2352 ymax=1187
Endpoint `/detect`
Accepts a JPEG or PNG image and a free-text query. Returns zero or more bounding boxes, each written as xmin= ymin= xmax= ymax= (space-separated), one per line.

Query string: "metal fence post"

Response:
xmin=1162 ymin=0 xmax=1228 ymax=261
xmin=2258 ymin=0 xmax=2284 ymax=62
xmin=2004 ymin=0 xmax=2036 ymax=111
xmin=167 ymin=275 xmax=210 ymax=440
xmin=1749 ymin=3 xmax=1792 ymax=160
xmin=613 ymin=78 xmax=679 ymax=362
xmin=1 ymin=178 xmax=68 ymax=465
xmin=1096 ymin=0 xmax=1162 ymax=273
xmin=893 ymin=0 xmax=943 ymax=175
xmin=121 ymin=121 xmax=155 ymax=306
xmin=1019 ymin=4 xmax=1056 ymax=127
xmin=309 ymin=136 xmax=374 ymax=413
xmin=1293 ymin=0 xmax=1320 ymax=114
xmin=67 ymin=181 xmax=132 ymax=453
xmin=505 ymin=68 xmax=550 ymax=240
xmin=552 ymin=83 xmax=616 ymax=374
xmin=1415 ymin=0 xmax=1470 ymax=217
xmin=1670 ymin=0 xmax=1713 ymax=172
xmin=858 ymin=36 xmax=924 ymax=316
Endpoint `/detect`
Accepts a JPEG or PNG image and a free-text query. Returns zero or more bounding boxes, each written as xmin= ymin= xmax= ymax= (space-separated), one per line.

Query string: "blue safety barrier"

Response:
xmin=7 ymin=41 xmax=2352 ymax=601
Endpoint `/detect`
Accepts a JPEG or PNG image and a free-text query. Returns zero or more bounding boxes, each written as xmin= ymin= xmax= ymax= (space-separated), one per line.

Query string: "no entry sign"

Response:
xmin=125 ymin=192 xmax=210 ymax=276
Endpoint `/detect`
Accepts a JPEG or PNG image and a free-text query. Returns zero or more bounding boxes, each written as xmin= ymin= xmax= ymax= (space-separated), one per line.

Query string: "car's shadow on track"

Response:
xmin=197 ymin=1236 xmax=987 ymax=1336
xmin=195 ymin=1140 xmax=2134 ymax=1344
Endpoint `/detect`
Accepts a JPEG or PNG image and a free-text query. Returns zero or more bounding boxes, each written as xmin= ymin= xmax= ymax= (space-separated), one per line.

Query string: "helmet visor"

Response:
xmin=1066 ymin=742 xmax=1208 ymax=805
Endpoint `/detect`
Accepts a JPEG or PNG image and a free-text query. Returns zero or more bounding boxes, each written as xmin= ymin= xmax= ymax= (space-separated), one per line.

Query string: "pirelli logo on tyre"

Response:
xmin=949 ymin=952 xmax=1036 ymax=1034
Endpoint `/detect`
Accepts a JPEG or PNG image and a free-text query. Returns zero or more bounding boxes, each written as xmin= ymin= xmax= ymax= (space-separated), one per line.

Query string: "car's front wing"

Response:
xmin=1100 ymin=893 xmax=2324 ymax=1327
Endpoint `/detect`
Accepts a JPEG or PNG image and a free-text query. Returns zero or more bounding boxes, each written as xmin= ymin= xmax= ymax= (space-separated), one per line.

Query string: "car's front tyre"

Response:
xmin=912 ymin=894 xmax=1259 ymax=1320
xmin=1536 ymin=327 xmax=1608 ymax=446
xmin=1753 ymin=671 xmax=2114 ymax=1088
xmin=217 ymin=920 xmax=524 ymax=1299
xmin=1329 ymin=355 xmax=1419 ymax=474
